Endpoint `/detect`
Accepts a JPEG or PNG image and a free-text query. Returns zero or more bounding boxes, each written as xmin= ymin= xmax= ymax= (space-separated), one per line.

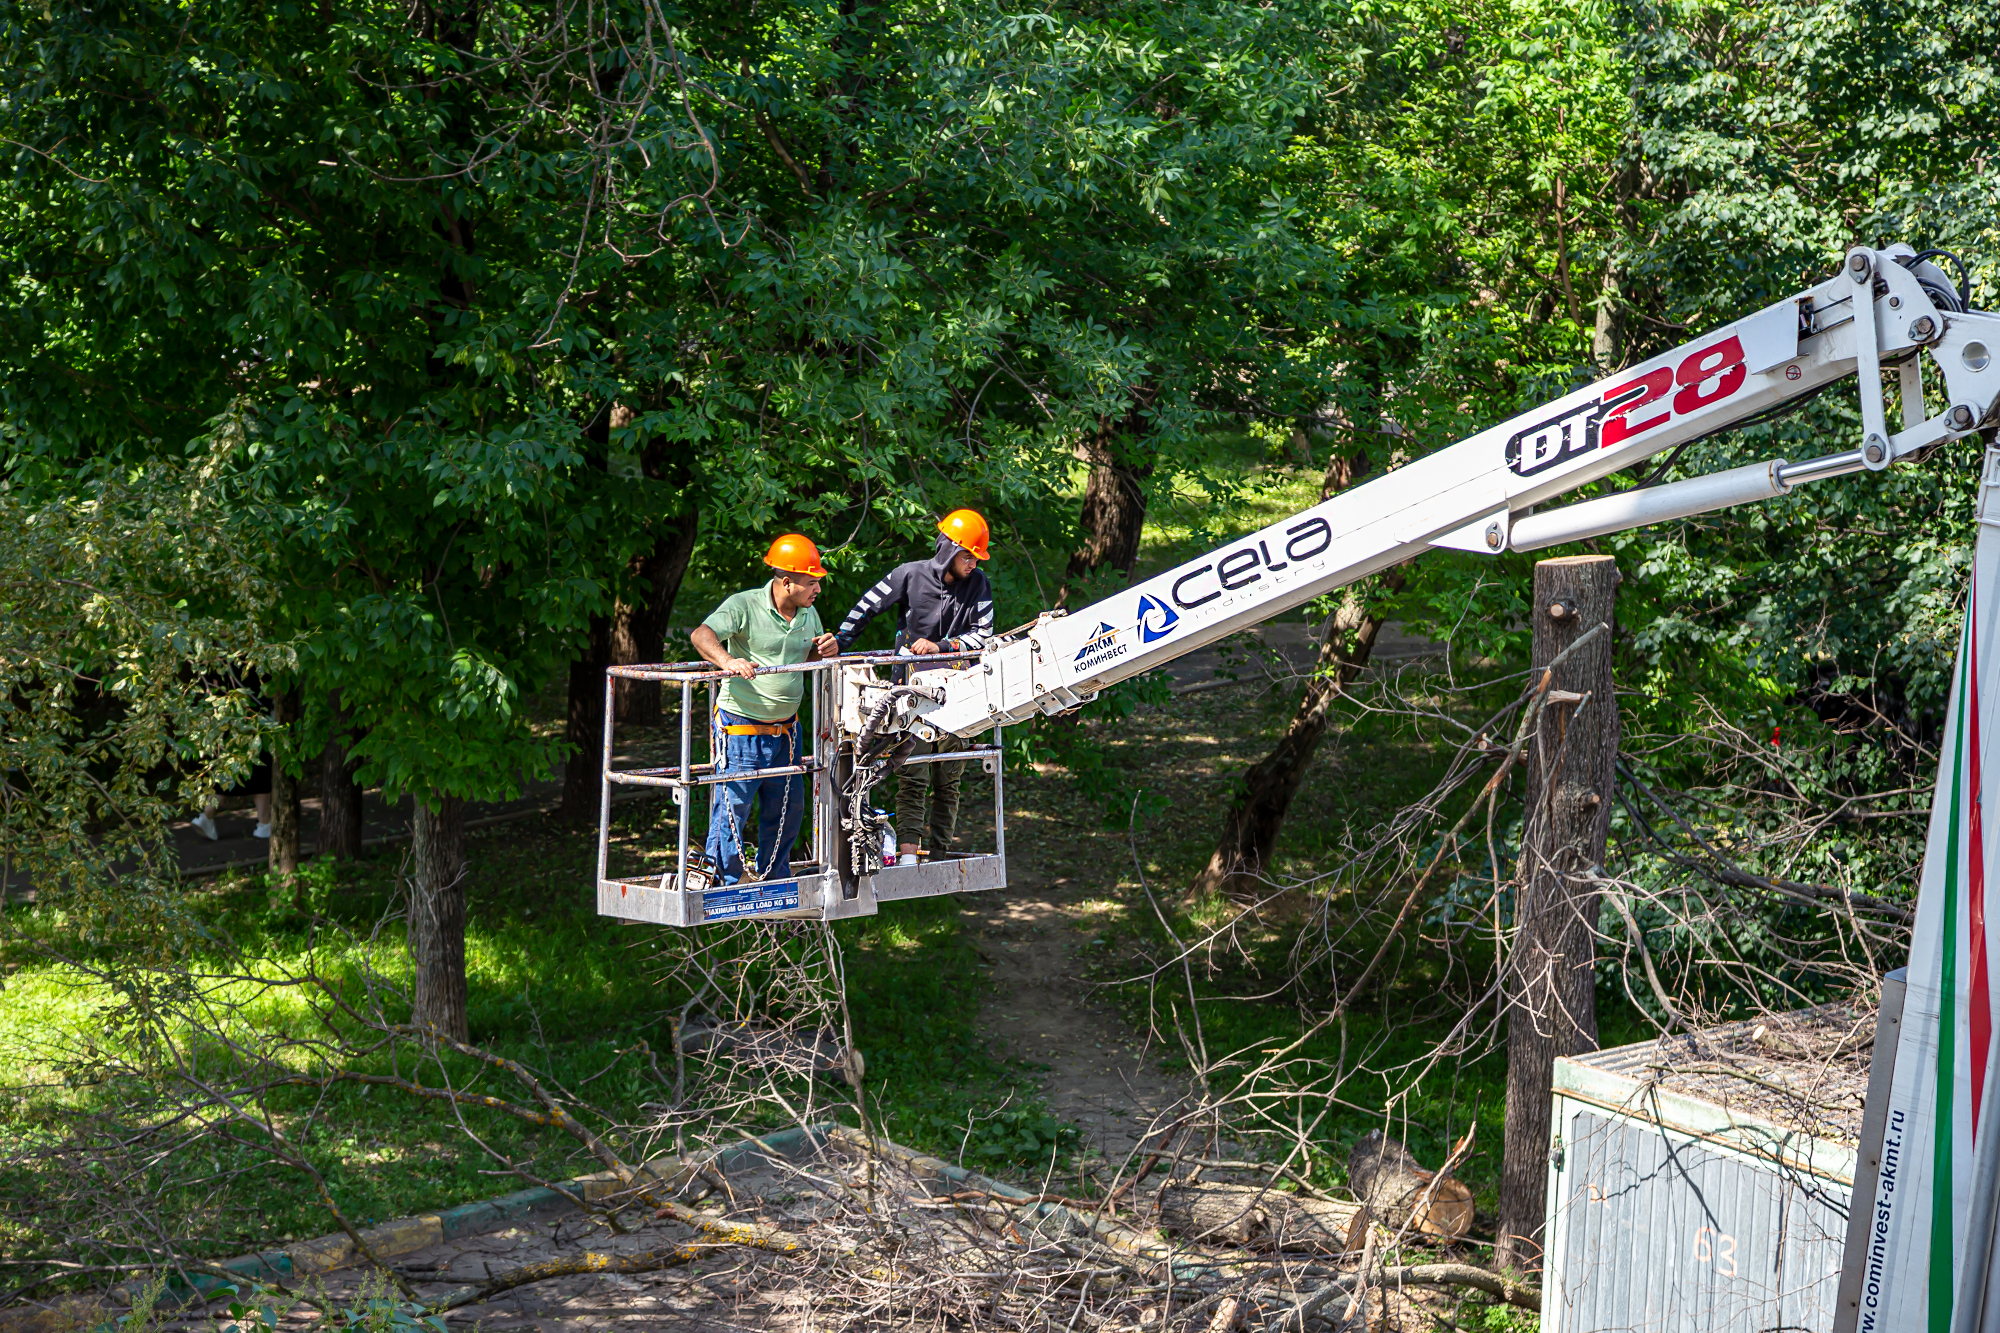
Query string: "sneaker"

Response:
xmin=252 ymin=822 xmax=272 ymax=840
xmin=896 ymin=853 xmax=920 ymax=867
xmin=191 ymin=813 xmax=219 ymax=841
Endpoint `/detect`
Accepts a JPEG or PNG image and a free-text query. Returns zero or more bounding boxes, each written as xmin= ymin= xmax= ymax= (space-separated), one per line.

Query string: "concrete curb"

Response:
xmin=179 ymin=785 xmax=661 ymax=882
xmin=3 ymin=1121 xmax=1214 ymax=1330
xmin=0 ymin=1123 xmax=829 ymax=1333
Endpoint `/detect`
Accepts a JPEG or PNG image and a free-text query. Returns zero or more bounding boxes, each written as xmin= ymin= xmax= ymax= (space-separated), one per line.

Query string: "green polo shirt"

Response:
xmin=701 ymin=582 xmax=824 ymax=721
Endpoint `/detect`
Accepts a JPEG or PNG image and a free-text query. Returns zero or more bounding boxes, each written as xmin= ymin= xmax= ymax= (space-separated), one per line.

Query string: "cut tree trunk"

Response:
xmin=611 ymin=504 xmax=699 ymax=727
xmin=268 ymin=690 xmax=300 ymax=879
xmin=408 ymin=793 xmax=468 ymax=1042
xmin=1157 ymin=1182 xmax=1363 ymax=1252
xmin=1346 ymin=1131 xmax=1474 ymax=1240
xmin=1494 ymin=555 xmax=1620 ymax=1272
xmin=1059 ymin=407 xmax=1152 ymax=604
xmin=1191 ymin=446 xmax=1389 ymax=898
xmin=560 ymin=614 xmax=613 ymax=823
xmin=319 ymin=690 xmax=365 ymax=861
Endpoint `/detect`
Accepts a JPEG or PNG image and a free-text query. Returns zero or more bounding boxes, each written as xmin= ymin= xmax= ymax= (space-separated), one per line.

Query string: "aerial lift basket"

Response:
xmin=593 ymin=652 xmax=1007 ymax=927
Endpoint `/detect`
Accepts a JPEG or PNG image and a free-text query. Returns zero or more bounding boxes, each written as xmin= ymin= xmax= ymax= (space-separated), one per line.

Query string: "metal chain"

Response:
xmin=712 ymin=702 xmax=795 ymax=887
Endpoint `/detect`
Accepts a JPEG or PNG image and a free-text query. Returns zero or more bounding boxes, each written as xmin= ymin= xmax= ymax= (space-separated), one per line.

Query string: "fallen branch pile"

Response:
xmin=361 ymin=1122 xmax=1542 ymax=1331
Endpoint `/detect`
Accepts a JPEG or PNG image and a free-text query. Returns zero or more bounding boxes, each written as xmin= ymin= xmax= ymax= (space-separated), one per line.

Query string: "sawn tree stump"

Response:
xmin=1157 ymin=1182 xmax=1364 ymax=1252
xmin=1346 ymin=1131 xmax=1474 ymax=1240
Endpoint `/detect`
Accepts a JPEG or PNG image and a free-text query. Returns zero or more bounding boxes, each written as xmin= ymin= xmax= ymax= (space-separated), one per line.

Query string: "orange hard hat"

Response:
xmin=938 ymin=509 xmax=991 ymax=560
xmin=765 ymin=533 xmax=828 ymax=578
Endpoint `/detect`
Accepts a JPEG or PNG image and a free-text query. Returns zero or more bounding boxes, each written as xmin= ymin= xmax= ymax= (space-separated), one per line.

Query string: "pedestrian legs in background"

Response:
xmin=190 ymin=749 xmax=276 ymax=841
xmin=244 ymin=751 xmax=274 ymax=837
xmin=702 ymin=713 xmax=806 ymax=884
xmin=895 ymin=734 xmax=966 ymax=859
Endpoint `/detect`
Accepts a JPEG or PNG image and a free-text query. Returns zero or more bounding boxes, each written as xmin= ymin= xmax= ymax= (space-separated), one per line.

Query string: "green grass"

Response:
xmin=1050 ymin=430 xmax=1329 ymax=623
xmin=0 ymin=428 xmax=1329 ymax=1269
xmin=0 ymin=797 xmax=1054 ymax=1263
xmin=996 ymin=446 xmax=1647 ymax=1235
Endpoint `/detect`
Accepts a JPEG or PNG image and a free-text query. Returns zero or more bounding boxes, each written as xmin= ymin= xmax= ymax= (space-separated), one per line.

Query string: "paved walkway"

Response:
xmin=168 ymin=780 xmax=569 ymax=878
xmin=1160 ymin=618 xmax=1439 ymax=695
xmin=32 ymin=622 xmax=1442 ymax=890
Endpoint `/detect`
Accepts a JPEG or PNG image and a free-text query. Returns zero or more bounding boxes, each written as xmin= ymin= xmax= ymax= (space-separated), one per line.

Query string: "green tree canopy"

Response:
xmin=0 ymin=414 xmax=284 ymax=923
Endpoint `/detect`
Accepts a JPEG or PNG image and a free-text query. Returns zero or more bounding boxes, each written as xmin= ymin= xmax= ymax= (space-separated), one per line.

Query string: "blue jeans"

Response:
xmin=703 ymin=710 xmax=805 ymax=885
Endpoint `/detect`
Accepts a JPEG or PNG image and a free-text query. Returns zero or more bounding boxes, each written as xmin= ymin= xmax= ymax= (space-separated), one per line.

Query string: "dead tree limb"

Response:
xmin=1615 ymin=758 xmax=1912 ymax=922
xmin=429 ymin=1242 xmax=724 ymax=1312
xmin=1332 ymin=621 xmax=1609 ymax=1015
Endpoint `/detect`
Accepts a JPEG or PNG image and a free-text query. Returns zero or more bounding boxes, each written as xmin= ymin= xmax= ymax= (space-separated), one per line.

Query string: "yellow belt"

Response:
xmin=722 ymin=718 xmax=796 ymax=736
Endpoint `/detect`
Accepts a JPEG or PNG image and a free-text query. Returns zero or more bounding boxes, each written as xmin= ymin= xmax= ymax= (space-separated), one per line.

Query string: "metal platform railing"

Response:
xmin=594 ymin=651 xmax=1006 ymax=927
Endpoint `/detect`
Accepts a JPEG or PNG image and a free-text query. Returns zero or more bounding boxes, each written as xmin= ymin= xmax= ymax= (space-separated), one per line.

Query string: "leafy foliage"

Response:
xmin=6 ymin=0 xmax=2000 ymax=1299
xmin=1588 ymin=0 xmax=2000 ymax=961
xmin=0 ymin=414 xmax=285 ymax=921
xmin=0 ymin=0 xmax=1376 ymax=799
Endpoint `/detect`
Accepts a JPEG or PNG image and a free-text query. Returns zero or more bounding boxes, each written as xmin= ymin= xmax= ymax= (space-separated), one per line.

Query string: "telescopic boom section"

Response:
xmin=915 ymin=244 xmax=2000 ymax=738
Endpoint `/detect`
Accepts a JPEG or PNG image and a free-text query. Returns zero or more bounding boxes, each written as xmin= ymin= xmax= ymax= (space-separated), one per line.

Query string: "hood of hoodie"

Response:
xmin=930 ymin=532 xmax=971 ymax=576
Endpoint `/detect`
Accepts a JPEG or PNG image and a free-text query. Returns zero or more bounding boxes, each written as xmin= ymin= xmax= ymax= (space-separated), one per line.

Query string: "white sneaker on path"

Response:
xmin=191 ymin=813 xmax=219 ymax=841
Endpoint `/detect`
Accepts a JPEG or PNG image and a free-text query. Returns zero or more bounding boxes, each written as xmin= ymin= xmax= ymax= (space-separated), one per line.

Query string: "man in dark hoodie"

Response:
xmin=834 ymin=509 xmax=996 ymax=865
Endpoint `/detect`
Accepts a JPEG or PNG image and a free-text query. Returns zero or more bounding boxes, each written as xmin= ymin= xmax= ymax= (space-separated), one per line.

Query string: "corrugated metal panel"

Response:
xmin=1548 ymin=1109 xmax=1849 ymax=1333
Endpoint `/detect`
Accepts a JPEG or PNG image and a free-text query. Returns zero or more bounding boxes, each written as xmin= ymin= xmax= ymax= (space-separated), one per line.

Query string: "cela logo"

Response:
xmin=1137 ymin=594 xmax=1180 ymax=643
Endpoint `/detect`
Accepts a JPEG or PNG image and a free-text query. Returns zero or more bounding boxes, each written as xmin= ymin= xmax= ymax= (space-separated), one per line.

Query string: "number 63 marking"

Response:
xmin=1694 ymin=1226 xmax=1739 ymax=1277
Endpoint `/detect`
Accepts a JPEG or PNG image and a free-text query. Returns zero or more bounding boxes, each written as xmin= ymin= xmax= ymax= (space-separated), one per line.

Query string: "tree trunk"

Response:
xmin=612 ymin=505 xmax=699 ymax=727
xmin=268 ymin=690 xmax=300 ymax=879
xmin=1059 ymin=407 xmax=1152 ymax=604
xmin=1591 ymin=263 xmax=1624 ymax=373
xmin=408 ymin=793 xmax=468 ymax=1042
xmin=319 ymin=690 xmax=366 ymax=860
xmin=560 ymin=614 xmax=613 ymax=823
xmin=1191 ymin=446 xmax=1386 ymax=898
xmin=1287 ymin=421 xmax=1313 ymax=467
xmin=1494 ymin=555 xmax=1620 ymax=1273
xmin=1592 ymin=157 xmax=1641 ymax=374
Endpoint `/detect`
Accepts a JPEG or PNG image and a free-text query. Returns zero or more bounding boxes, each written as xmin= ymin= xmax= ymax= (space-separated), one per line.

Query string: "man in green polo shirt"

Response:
xmin=690 ymin=533 xmax=840 ymax=884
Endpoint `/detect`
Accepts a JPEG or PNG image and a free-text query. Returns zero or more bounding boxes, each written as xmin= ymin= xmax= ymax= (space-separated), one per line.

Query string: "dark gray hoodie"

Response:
xmin=834 ymin=534 xmax=995 ymax=652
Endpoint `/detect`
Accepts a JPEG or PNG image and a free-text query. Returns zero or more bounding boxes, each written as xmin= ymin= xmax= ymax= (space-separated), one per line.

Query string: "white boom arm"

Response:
xmin=912 ymin=244 xmax=2000 ymax=737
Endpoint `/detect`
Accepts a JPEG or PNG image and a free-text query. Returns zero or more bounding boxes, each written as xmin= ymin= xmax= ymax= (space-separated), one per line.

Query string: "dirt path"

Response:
xmin=954 ymin=621 xmax=1439 ymax=1165
xmin=950 ymin=620 xmax=1442 ymax=1168
xmin=958 ymin=874 xmax=1191 ymax=1169
xmin=949 ymin=628 xmax=1279 ymax=1169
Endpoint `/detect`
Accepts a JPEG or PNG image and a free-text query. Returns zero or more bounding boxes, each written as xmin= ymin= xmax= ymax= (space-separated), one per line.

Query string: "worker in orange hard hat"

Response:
xmin=689 ymin=534 xmax=840 ymax=885
xmin=762 ymin=532 xmax=829 ymax=578
xmin=834 ymin=509 xmax=996 ymax=866
xmin=936 ymin=507 xmax=991 ymax=561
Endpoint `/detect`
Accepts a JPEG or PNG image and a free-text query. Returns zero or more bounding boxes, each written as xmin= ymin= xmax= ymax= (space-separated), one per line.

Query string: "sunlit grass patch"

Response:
xmin=0 ymin=792 xmax=1049 ymax=1264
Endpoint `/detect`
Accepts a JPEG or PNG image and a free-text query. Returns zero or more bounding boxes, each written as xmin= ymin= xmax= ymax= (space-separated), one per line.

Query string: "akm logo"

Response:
xmin=1137 ymin=594 xmax=1180 ymax=643
xmin=1073 ymin=622 xmax=1127 ymax=670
